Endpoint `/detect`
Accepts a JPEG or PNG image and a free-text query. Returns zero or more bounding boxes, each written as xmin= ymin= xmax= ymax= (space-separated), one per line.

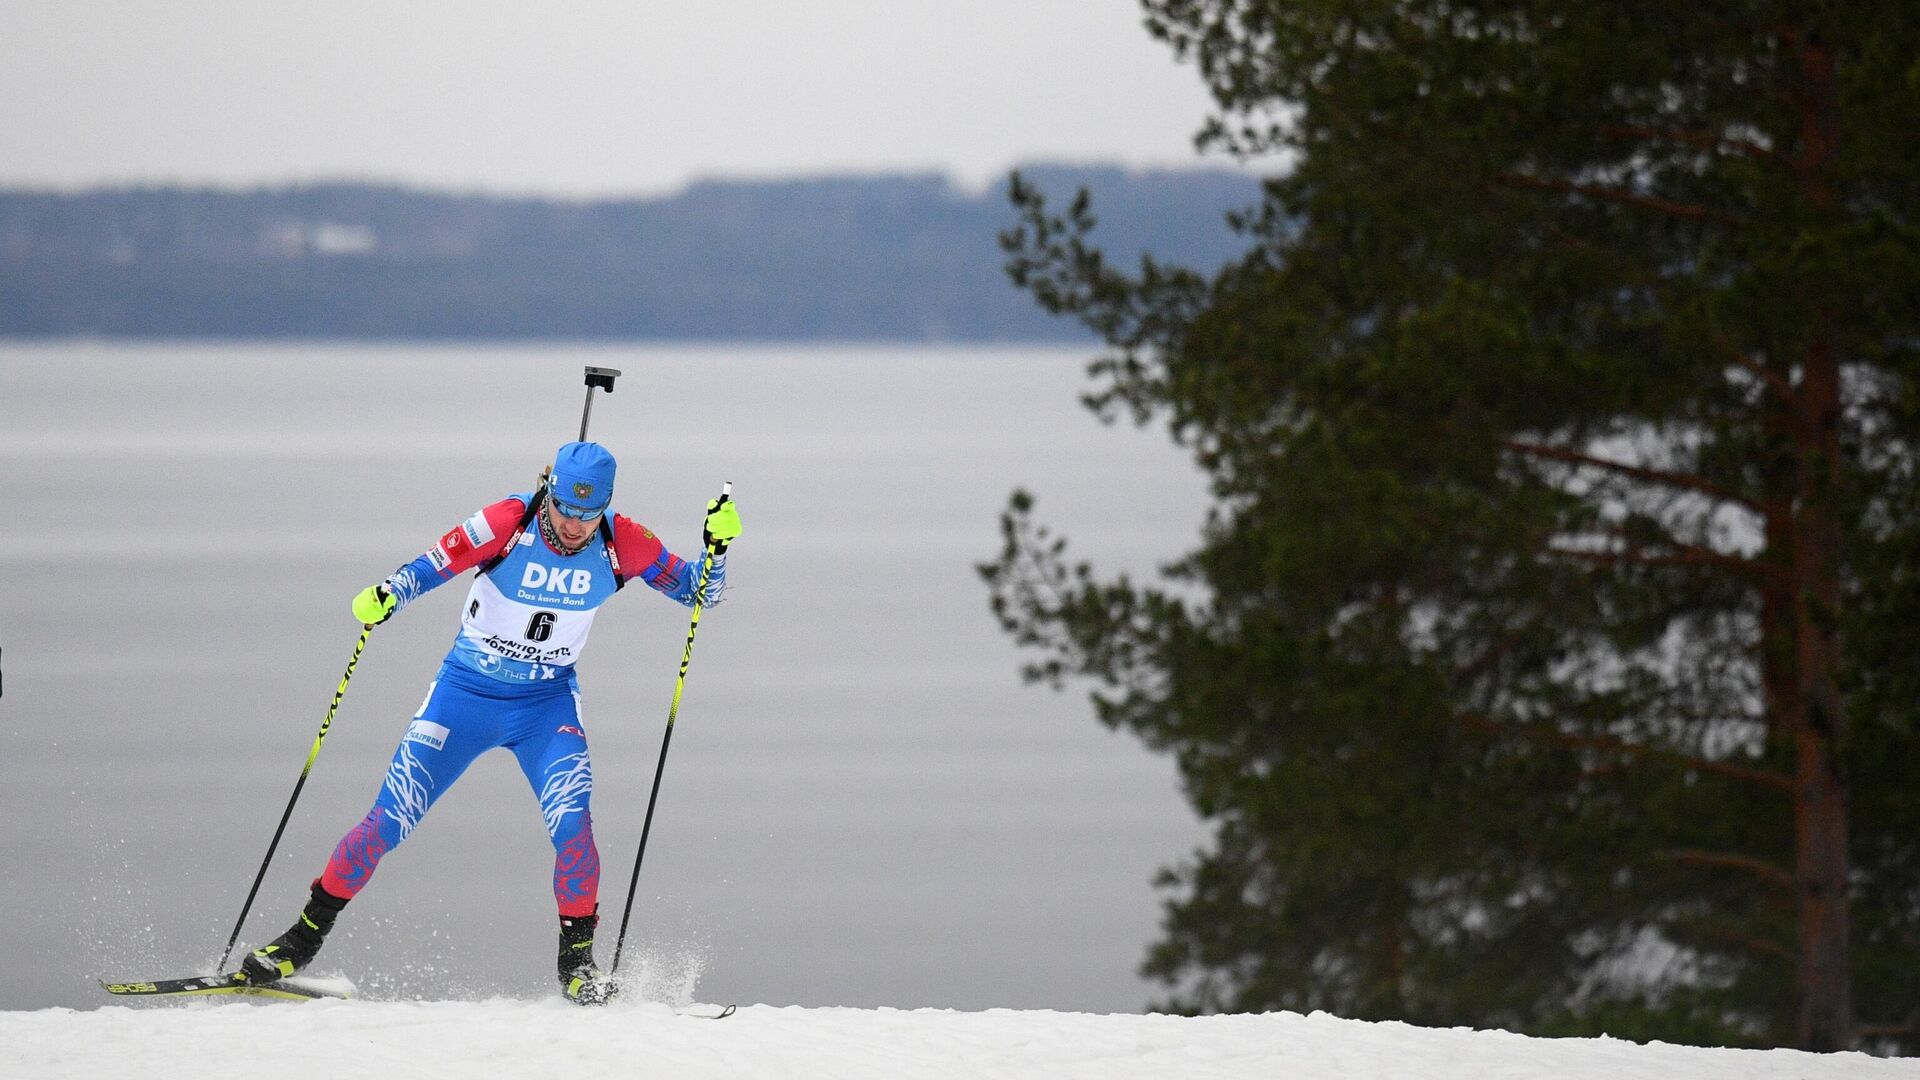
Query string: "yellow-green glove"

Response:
xmin=703 ymin=498 xmax=741 ymax=554
xmin=352 ymin=584 xmax=397 ymax=626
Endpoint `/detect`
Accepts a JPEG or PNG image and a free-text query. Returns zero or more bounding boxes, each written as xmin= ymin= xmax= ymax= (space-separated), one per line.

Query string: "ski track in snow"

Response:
xmin=4 ymin=1002 xmax=1916 ymax=1080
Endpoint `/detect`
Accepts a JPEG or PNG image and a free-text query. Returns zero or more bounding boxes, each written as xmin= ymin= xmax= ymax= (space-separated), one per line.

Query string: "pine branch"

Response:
xmin=1543 ymin=543 xmax=1778 ymax=587
xmin=1661 ymin=848 xmax=1796 ymax=892
xmin=1712 ymin=329 xmax=1797 ymax=405
xmin=1667 ymin=913 xmax=1797 ymax=961
xmin=1454 ymin=609 xmax=1549 ymax=682
xmin=1857 ymin=1018 xmax=1920 ymax=1040
xmin=1458 ymin=713 xmax=1793 ymax=793
xmin=1589 ymin=123 xmax=1787 ymax=169
xmin=1490 ymin=170 xmax=1750 ymax=227
xmin=1503 ymin=439 xmax=1766 ymax=513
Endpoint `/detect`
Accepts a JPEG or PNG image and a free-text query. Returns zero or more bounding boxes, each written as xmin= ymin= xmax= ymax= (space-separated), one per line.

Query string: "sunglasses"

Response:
xmin=549 ymin=496 xmax=606 ymax=523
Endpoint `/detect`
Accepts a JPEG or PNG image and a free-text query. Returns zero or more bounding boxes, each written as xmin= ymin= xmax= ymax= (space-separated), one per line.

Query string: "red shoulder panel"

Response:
xmin=428 ymin=496 xmax=528 ymax=578
xmin=609 ymin=513 xmax=666 ymax=582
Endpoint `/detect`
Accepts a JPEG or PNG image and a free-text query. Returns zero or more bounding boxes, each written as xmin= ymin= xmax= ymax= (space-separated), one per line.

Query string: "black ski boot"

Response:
xmin=240 ymin=880 xmax=348 ymax=984
xmin=558 ymin=909 xmax=617 ymax=1005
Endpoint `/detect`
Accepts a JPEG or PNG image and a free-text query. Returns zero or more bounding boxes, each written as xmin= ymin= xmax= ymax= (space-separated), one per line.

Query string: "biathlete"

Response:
xmin=237 ymin=441 xmax=741 ymax=1005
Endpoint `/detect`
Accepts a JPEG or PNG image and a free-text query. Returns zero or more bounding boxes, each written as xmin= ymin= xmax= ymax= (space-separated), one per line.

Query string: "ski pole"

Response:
xmin=610 ymin=482 xmax=731 ymax=976
xmin=215 ymin=622 xmax=375 ymax=972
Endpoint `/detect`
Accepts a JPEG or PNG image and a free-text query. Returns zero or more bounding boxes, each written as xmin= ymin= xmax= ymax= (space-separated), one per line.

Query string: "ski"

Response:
xmin=680 ymin=1004 xmax=737 ymax=1020
xmin=99 ymin=972 xmax=355 ymax=1002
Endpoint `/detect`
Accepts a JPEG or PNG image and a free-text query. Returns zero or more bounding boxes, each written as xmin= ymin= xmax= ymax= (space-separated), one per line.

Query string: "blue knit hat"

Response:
xmin=550 ymin=441 xmax=616 ymax=513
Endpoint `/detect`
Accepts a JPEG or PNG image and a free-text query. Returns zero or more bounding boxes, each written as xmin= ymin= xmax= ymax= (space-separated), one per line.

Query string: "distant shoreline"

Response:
xmin=0 ymin=167 xmax=1260 ymax=342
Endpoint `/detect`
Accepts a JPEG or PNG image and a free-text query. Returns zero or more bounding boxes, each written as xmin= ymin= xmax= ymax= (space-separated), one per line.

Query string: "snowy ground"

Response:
xmin=6 ymin=999 xmax=1916 ymax=1080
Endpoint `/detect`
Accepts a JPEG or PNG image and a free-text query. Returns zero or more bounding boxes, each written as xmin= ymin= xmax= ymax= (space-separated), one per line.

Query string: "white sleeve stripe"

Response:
xmin=464 ymin=510 xmax=496 ymax=546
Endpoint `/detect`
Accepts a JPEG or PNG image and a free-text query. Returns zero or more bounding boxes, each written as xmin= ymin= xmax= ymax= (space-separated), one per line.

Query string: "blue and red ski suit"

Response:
xmin=317 ymin=494 xmax=725 ymax=917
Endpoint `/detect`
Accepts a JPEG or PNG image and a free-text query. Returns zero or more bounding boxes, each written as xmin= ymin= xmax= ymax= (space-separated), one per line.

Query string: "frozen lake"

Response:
xmin=0 ymin=341 xmax=1210 ymax=1011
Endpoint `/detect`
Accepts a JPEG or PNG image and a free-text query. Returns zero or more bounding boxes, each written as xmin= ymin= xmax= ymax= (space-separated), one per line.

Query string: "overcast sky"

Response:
xmin=3 ymin=1 xmax=1240 ymax=198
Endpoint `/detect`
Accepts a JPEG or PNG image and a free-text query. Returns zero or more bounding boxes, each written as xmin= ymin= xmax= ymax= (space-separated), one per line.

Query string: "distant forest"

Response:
xmin=0 ymin=167 xmax=1259 ymax=341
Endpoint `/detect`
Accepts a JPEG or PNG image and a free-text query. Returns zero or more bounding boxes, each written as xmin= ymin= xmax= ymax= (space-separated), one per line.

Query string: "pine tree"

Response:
xmin=985 ymin=0 xmax=1920 ymax=1050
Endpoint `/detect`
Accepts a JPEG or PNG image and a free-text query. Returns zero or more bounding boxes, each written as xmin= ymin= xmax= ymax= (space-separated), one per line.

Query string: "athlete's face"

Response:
xmin=546 ymin=499 xmax=600 ymax=550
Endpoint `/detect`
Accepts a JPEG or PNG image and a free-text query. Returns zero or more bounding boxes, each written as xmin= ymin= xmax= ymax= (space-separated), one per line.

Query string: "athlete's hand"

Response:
xmin=703 ymin=498 xmax=741 ymax=554
xmin=352 ymin=584 xmax=397 ymax=626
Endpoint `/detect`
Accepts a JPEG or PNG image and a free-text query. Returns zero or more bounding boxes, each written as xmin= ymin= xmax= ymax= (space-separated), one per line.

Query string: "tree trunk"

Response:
xmin=1793 ymin=687 xmax=1851 ymax=1051
xmin=1789 ymin=338 xmax=1852 ymax=1051
xmin=1782 ymin=28 xmax=1852 ymax=1052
